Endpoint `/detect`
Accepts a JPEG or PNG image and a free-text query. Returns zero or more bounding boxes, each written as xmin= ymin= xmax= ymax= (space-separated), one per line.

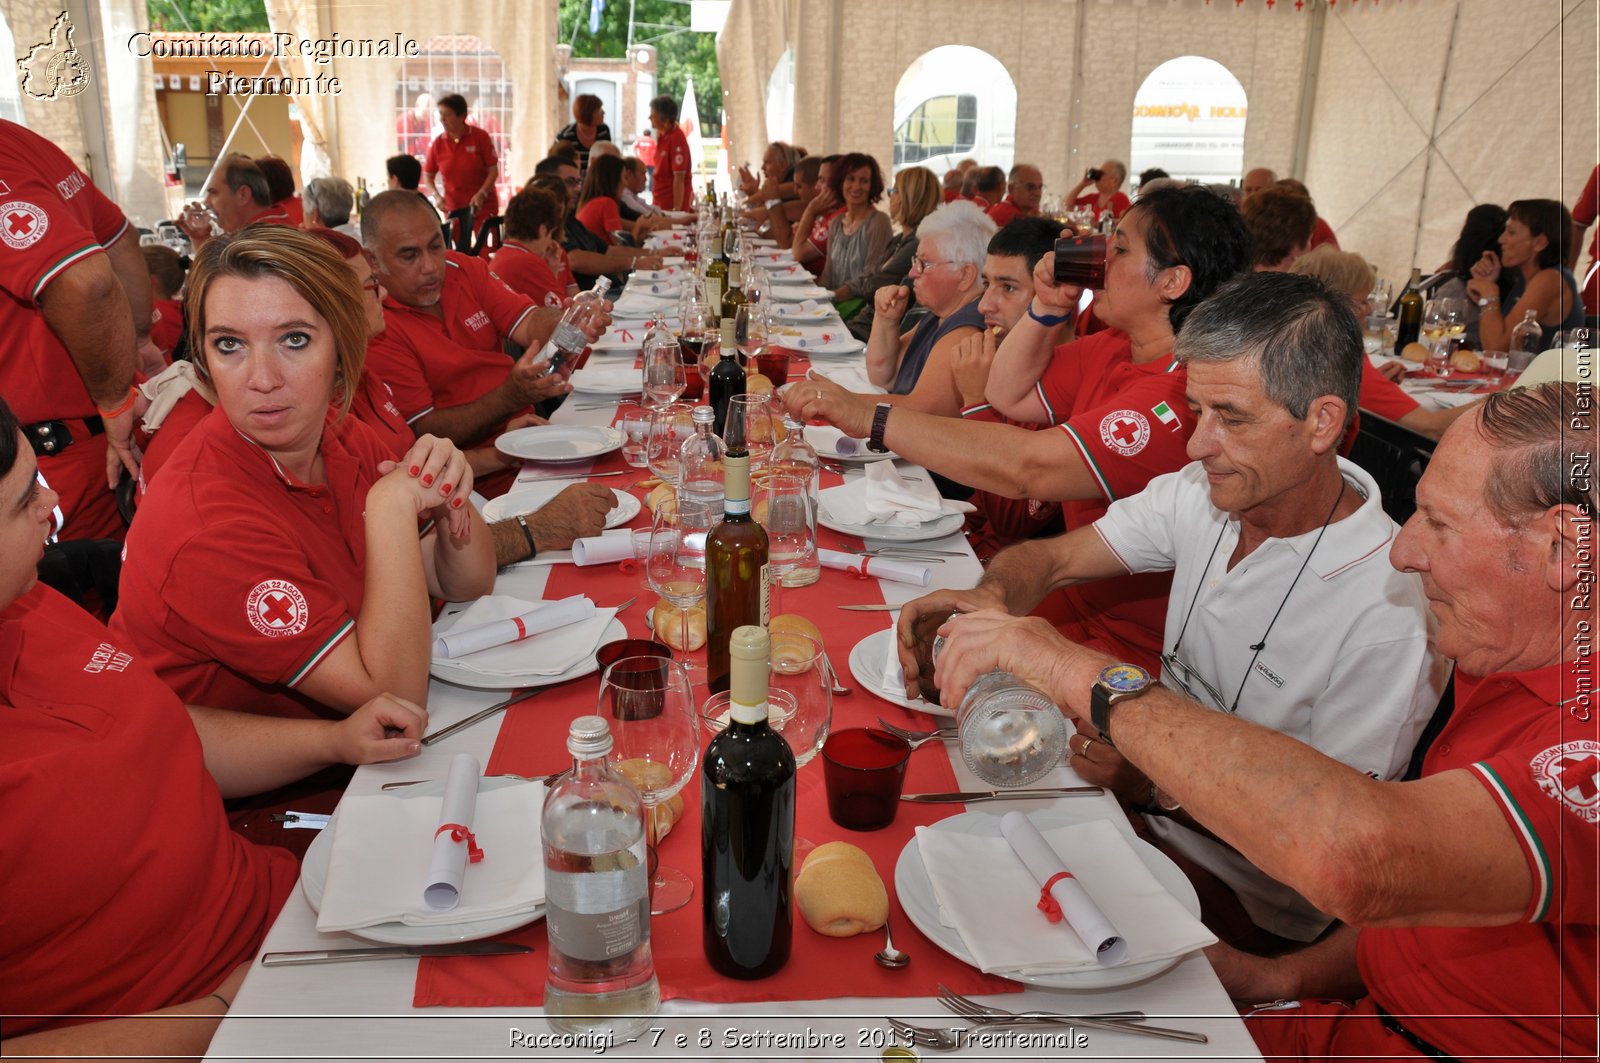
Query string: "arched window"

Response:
xmin=1129 ymin=56 xmax=1246 ymax=186
xmin=765 ymin=48 xmax=794 ymax=145
xmin=892 ymin=46 xmax=1015 ymax=175
xmin=0 ymin=10 xmax=24 ymax=125
xmin=396 ymin=36 xmax=514 ymax=210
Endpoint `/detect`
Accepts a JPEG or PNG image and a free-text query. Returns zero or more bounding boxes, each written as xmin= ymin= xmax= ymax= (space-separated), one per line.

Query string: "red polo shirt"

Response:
xmin=0 ymin=583 xmax=296 ymax=1035
xmin=349 ymin=371 xmax=415 ymax=459
xmin=1356 ymin=359 xmax=1420 ymax=423
xmin=112 ymin=407 xmax=396 ymax=720
xmin=424 ymin=126 xmax=499 ymax=215
xmin=652 ymin=124 xmax=693 ymax=211
xmin=986 ymin=198 xmax=1028 ymax=228
xmin=150 ymin=296 xmax=184 ymax=360
xmin=0 ymin=120 xmax=133 ymax=541
xmin=490 ymin=242 xmax=566 ymax=310
xmin=576 ymin=196 xmax=624 ymax=246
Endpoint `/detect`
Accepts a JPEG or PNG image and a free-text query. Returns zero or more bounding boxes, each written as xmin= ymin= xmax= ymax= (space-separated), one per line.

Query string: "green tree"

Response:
xmin=558 ymin=0 xmax=723 ymax=136
xmin=147 ymin=0 xmax=269 ymax=32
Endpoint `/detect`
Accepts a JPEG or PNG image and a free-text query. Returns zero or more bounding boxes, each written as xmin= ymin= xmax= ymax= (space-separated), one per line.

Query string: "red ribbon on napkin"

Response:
xmin=1036 ymin=870 xmax=1075 ymax=923
xmin=435 ymin=823 xmax=484 ymax=864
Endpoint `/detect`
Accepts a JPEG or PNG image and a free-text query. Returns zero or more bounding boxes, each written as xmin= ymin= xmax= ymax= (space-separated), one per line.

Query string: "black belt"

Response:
xmin=24 ymin=416 xmax=104 ymax=458
xmin=1375 ymin=1004 xmax=1460 ymax=1061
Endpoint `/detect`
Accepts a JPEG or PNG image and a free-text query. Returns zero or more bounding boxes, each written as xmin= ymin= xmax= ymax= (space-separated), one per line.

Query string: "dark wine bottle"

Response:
xmin=721 ymin=260 xmax=748 ymax=352
xmin=701 ymin=625 xmax=795 ymax=979
xmin=705 ymin=440 xmax=768 ymax=694
xmin=704 ymin=235 xmax=727 ymax=315
xmin=707 ymin=348 xmax=746 ymax=438
xmin=1394 ymin=267 xmax=1423 ymax=355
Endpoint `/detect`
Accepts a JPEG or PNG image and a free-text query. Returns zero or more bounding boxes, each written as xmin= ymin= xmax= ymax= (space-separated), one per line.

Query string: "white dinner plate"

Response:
xmin=804 ymin=425 xmax=898 ymax=463
xmin=773 ymin=329 xmax=865 ymax=356
xmin=300 ymin=777 xmax=545 ymax=945
xmin=848 ymin=627 xmax=951 ymax=718
xmin=496 ymin=425 xmax=623 ymax=463
xmin=568 ymin=366 xmax=643 ymax=396
xmin=895 ymin=809 xmax=1202 ymax=989
xmin=480 ymin=483 xmax=640 ymax=530
xmin=429 ymin=614 xmax=626 ymax=690
xmin=819 ymin=507 xmax=966 ymax=543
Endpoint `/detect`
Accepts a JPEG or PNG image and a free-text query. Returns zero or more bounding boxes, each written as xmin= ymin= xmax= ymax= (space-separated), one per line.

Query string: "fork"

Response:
xmin=878 ymin=718 xmax=957 ymax=749
xmin=884 ymin=1016 xmax=1168 ymax=1052
xmin=382 ymin=768 xmax=569 ymax=791
xmin=937 ymin=986 xmax=1209 ymax=1044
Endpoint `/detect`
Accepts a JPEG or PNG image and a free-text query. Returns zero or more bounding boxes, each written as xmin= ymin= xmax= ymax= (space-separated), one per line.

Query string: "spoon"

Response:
xmin=874 ymin=915 xmax=910 ymax=969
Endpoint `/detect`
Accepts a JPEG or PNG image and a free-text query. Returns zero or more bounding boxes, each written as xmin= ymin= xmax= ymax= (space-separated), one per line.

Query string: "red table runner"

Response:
xmin=415 ymin=423 xmax=1017 ymax=1006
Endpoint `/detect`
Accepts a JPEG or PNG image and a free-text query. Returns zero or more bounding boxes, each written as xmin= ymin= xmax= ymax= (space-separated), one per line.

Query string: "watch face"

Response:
xmin=1097 ymin=663 xmax=1151 ymax=694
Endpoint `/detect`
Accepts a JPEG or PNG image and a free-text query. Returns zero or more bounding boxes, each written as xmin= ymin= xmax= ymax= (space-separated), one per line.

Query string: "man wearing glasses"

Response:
xmin=985 ymin=164 xmax=1044 ymax=228
xmin=895 ymin=272 xmax=1446 ymax=953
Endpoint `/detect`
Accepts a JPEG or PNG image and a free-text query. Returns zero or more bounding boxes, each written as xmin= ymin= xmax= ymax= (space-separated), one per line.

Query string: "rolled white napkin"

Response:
xmin=821 ymin=462 xmax=975 ymax=527
xmin=1001 ymin=811 xmax=1126 ymax=965
xmin=433 ymin=594 xmax=616 ymax=676
xmin=914 ymin=815 xmax=1215 ymax=976
xmin=635 ymin=280 xmax=683 ymax=296
xmin=316 ymin=776 xmax=547 ymax=932
xmin=818 ymin=548 xmax=931 ymax=586
xmin=423 ymin=753 xmax=484 ymax=910
xmin=803 ymin=424 xmax=877 ymax=459
xmin=432 ymin=594 xmax=597 ymax=659
xmin=771 ymin=284 xmax=833 ymax=301
xmin=631 ymin=268 xmax=683 ymax=281
xmin=776 ymin=329 xmax=854 ymax=351
xmin=571 ymin=529 xmax=638 ymax=566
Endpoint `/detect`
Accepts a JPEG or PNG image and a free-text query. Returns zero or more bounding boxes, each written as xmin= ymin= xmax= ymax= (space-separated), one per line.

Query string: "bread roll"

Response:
xmin=796 ymin=841 xmax=888 ymax=937
xmin=613 ymin=757 xmax=684 ymax=841
xmin=746 ymin=372 xmax=775 ymax=394
xmin=769 ymin=614 xmax=822 ymax=673
xmin=646 ymin=483 xmax=675 ymax=514
xmin=1401 ymin=341 xmax=1430 ymax=364
xmin=651 ymin=599 xmax=706 ymax=651
xmin=1450 ymin=348 xmax=1482 ymax=372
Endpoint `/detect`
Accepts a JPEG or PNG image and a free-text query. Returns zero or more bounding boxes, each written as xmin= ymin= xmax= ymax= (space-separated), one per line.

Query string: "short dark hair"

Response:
xmin=1128 ymin=184 xmax=1251 ymax=333
xmin=793 ymin=155 xmax=823 ymax=184
xmin=255 ymin=155 xmax=295 ymax=204
xmin=826 ymin=152 xmax=885 ymax=206
xmin=386 ymin=154 xmax=423 ymax=190
xmin=546 ymin=141 xmax=581 ymax=165
xmin=0 ymin=396 xmax=21 ymax=482
xmin=504 ymin=186 xmax=564 ymax=242
xmin=360 ymin=187 xmax=438 ymax=245
xmin=1507 ymin=198 xmax=1574 ymax=272
xmin=1477 ymin=382 xmax=1596 ymax=525
xmin=578 ymin=153 xmax=626 ymax=207
xmin=650 ymin=94 xmax=679 ymax=123
xmin=141 ymin=244 xmax=186 ymax=299
xmin=528 ymin=174 xmax=570 ymax=214
xmin=988 ymin=216 xmax=1059 ymax=273
xmin=573 ymin=93 xmax=603 ymax=126
xmin=534 ymin=155 xmax=578 ymax=178
xmin=1177 ymin=271 xmax=1362 ymax=428
xmin=437 ymin=93 xmax=467 ymax=118
xmin=973 ymin=166 xmax=1005 ymax=197
xmin=1241 ymin=187 xmax=1316 ymax=268
xmin=1138 ymin=167 xmax=1170 ymax=186
xmin=216 ymin=153 xmax=269 ymax=206
xmin=1448 ymin=204 xmax=1508 ymax=279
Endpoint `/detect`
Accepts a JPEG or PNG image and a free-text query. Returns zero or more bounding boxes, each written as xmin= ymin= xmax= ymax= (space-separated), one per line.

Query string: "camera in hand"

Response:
xmin=1053 ymin=233 xmax=1108 ymax=290
xmin=1085 ymin=168 xmax=1103 ymax=181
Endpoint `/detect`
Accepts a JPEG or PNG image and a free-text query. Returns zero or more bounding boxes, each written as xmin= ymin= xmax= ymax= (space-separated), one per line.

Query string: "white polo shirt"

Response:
xmin=1094 ymin=457 xmax=1447 ymax=941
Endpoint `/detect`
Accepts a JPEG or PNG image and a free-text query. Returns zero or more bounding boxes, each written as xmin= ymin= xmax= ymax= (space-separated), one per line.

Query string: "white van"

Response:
xmin=891 ymin=47 xmax=1016 ymax=175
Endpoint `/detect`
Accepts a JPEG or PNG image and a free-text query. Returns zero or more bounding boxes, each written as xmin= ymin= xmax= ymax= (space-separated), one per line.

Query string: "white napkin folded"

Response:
xmin=139 ymin=360 xmax=216 ymax=432
xmin=423 ymin=753 xmax=485 ymax=909
xmin=771 ymin=299 xmax=827 ymax=317
xmin=433 ymin=594 xmax=616 ymax=676
xmin=316 ymin=777 xmax=547 ymax=932
xmin=613 ymin=291 xmax=679 ymax=319
xmin=821 ymin=462 xmax=974 ymax=527
xmin=568 ymin=365 xmax=641 ymax=393
xmin=772 ymin=284 xmax=833 ymax=301
xmin=775 ymin=328 xmax=853 ymax=351
xmin=914 ymin=816 xmax=1215 ymax=976
xmin=818 ymin=548 xmax=931 ymax=586
xmin=813 ymin=366 xmax=887 ymax=395
xmin=1001 ymin=811 xmax=1125 ymax=965
xmin=571 ymin=529 xmax=638 ymax=566
xmin=590 ymin=324 xmax=653 ymax=350
xmin=433 ymin=594 xmax=597 ymax=659
xmin=880 ymin=626 xmax=910 ymax=697
xmin=631 ymin=268 xmax=683 ymax=282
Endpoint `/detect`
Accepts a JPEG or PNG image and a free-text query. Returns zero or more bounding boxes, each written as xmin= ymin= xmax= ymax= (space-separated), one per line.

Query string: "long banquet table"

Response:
xmin=205 ymin=262 xmax=1264 ymax=1062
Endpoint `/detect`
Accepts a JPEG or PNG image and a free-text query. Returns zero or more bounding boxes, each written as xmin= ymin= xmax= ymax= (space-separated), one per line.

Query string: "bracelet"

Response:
xmin=96 ymin=385 xmax=138 ymax=419
xmin=1027 ymin=303 xmax=1072 ymax=328
xmin=209 ymin=992 xmax=231 ymax=1011
xmin=867 ymin=402 xmax=892 ymax=454
xmin=514 ymin=514 xmax=538 ymax=559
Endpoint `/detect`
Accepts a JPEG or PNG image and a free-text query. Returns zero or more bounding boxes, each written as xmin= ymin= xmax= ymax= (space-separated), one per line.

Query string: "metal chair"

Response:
xmin=441 ymin=207 xmax=474 ymax=255
xmin=472 ymin=214 xmax=504 ymax=257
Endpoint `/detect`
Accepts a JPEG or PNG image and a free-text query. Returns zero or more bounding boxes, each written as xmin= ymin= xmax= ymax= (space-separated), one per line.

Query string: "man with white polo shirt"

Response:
xmin=897 ymin=272 xmax=1447 ymax=951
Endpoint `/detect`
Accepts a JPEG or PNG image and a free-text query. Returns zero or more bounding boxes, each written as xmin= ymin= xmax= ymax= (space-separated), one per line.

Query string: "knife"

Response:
xmin=260 ymin=942 xmax=532 ymax=966
xmin=900 ymin=786 xmax=1104 ymax=803
xmin=837 ymin=603 xmax=902 ymax=611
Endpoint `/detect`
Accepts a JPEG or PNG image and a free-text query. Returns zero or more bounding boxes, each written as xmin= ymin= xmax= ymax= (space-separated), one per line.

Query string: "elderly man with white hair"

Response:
xmin=302 ymin=175 xmax=359 ymax=239
xmin=864 ymin=200 xmax=996 ymax=395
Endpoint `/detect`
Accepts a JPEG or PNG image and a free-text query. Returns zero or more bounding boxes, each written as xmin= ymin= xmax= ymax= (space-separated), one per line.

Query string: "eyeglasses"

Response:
xmin=361 ymin=276 xmax=381 ymax=297
xmin=1015 ymin=182 xmax=1043 ymax=192
xmin=911 ymin=255 xmax=958 ymax=273
xmin=1159 ymin=651 xmax=1235 ymax=713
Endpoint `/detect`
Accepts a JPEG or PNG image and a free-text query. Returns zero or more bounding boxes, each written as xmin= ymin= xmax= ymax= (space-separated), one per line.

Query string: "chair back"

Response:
xmin=441 ymin=207 xmax=474 ymax=254
xmin=37 ymin=539 xmax=123 ymax=619
xmin=473 ymin=215 xmax=504 ymax=257
xmin=1347 ymin=411 xmax=1435 ymax=526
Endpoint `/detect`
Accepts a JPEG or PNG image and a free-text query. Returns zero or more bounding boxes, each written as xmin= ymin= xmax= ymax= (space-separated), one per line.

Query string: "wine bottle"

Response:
xmin=701 ymin=625 xmax=795 ymax=979
xmin=721 ymin=260 xmax=748 ymax=355
xmin=707 ymin=345 xmax=746 ymax=439
xmin=706 ymin=435 xmax=769 ymax=694
xmin=1394 ymin=267 xmax=1423 ymax=355
xmin=704 ymin=234 xmax=727 ymax=315
xmin=543 ymin=715 xmax=661 ymax=1036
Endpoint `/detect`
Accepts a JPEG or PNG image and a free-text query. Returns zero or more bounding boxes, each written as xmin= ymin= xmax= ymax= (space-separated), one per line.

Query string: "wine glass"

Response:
xmin=1439 ymin=296 xmax=1468 ymax=348
xmin=596 ymin=656 xmax=699 ymax=914
xmin=645 ymin=502 xmax=707 ymax=656
xmin=756 ymin=472 xmax=819 ymax=591
xmin=680 ymin=297 xmax=720 ymax=382
xmin=642 ymin=337 xmax=687 ymax=407
xmin=646 ymin=402 xmax=693 ymax=485
xmin=735 ymin=302 xmax=768 ymax=364
xmin=1422 ymin=299 xmax=1450 ymax=377
xmin=726 ymin=393 xmax=775 ymax=471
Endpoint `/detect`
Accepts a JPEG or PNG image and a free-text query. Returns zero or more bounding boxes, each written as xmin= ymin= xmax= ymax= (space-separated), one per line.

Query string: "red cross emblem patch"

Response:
xmin=1098 ymin=409 xmax=1151 ymax=457
xmin=1532 ymin=740 xmax=1600 ymax=824
xmin=1 ymin=200 xmax=48 ymax=250
xmin=246 ymin=579 xmax=310 ymax=638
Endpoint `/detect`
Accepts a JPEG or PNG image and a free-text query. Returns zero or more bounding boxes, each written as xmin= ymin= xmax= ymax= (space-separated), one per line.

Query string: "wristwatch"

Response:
xmin=1477 ymin=296 xmax=1492 ymax=309
xmin=1090 ymin=663 xmax=1153 ymax=748
xmin=867 ymin=402 xmax=892 ymax=453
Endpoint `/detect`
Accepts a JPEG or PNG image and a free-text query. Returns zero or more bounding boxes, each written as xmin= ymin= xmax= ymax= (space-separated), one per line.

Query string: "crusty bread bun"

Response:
xmin=769 ymin=614 xmax=822 ymax=673
xmin=795 ymin=841 xmax=888 ymax=937
xmin=613 ymin=757 xmax=685 ymax=841
xmin=650 ymin=599 xmax=706 ymax=651
xmin=646 ymin=483 xmax=675 ymax=514
xmin=1450 ymin=348 xmax=1482 ymax=372
xmin=746 ymin=372 xmax=775 ymax=394
xmin=1400 ymin=341 xmax=1431 ymax=364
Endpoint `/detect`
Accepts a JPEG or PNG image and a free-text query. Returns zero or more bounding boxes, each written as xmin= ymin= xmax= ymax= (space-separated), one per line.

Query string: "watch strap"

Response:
xmin=514 ymin=513 xmax=537 ymax=558
xmin=1090 ymin=683 xmax=1116 ymax=747
xmin=867 ymin=401 xmax=892 ymax=453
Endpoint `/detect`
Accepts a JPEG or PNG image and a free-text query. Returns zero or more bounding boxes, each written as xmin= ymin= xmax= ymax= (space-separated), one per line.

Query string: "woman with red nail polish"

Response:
xmin=111 ymin=228 xmax=497 ymax=848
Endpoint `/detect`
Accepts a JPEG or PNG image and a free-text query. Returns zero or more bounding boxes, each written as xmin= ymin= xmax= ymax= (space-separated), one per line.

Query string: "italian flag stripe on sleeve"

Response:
xmin=1470 ymin=761 xmax=1553 ymax=922
xmin=1152 ymin=401 xmax=1181 ymax=430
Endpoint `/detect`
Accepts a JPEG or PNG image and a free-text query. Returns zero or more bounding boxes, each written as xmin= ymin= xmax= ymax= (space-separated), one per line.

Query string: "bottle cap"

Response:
xmin=692 ymin=405 xmax=715 ymax=425
xmin=568 ymin=714 xmax=613 ymax=758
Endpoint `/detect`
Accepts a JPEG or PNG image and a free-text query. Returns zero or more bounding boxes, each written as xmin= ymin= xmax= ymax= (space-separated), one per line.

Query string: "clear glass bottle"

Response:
xmin=676 ymin=406 xmax=726 ymax=568
xmin=1510 ymin=309 xmax=1543 ymax=355
xmin=767 ymin=417 xmax=821 ymax=587
xmin=543 ymin=715 xmax=660 ymax=1038
xmin=539 ymin=276 xmax=613 ymax=376
xmin=931 ymin=636 xmax=1069 ymax=788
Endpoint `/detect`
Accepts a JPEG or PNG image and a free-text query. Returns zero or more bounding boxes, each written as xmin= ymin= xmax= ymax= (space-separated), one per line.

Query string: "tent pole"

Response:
xmin=1290 ymin=0 xmax=1326 ymax=180
xmin=1411 ymin=0 xmax=1464 ymax=272
xmin=1065 ymin=0 xmax=1088 ymax=187
xmin=824 ymin=0 xmax=843 ymax=152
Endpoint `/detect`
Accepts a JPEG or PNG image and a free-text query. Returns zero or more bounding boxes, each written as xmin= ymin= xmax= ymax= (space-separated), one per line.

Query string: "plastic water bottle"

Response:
xmin=538 ymin=276 xmax=613 ymax=376
xmin=542 ymin=715 xmax=661 ymax=1038
xmin=932 ymin=636 xmax=1069 ymax=788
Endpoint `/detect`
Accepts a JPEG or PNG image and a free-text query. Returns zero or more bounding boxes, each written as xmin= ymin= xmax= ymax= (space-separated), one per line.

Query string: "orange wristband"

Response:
xmin=96 ymin=386 xmax=137 ymax=419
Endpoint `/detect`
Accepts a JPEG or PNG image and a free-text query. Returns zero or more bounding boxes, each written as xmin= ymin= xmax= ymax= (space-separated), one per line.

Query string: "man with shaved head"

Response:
xmin=1241 ymin=166 xmax=1277 ymax=202
xmin=986 ymin=164 xmax=1043 ymax=227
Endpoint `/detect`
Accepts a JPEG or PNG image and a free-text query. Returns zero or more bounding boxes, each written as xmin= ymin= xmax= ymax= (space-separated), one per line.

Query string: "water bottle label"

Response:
xmin=545 ymin=864 xmax=649 ymax=962
xmin=553 ymin=322 xmax=588 ymax=353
